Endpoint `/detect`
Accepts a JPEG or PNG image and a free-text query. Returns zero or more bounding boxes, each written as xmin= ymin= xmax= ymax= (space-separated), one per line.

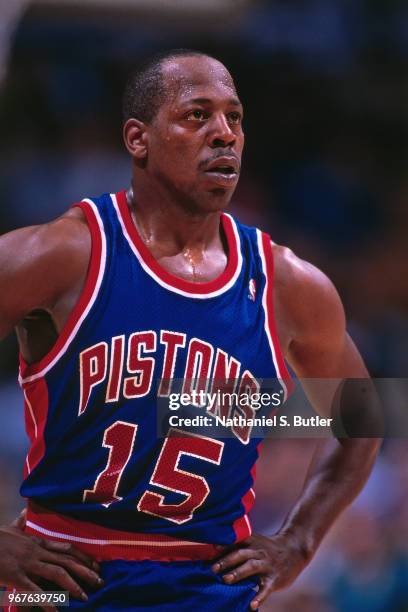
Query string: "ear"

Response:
xmin=123 ymin=118 xmax=148 ymax=161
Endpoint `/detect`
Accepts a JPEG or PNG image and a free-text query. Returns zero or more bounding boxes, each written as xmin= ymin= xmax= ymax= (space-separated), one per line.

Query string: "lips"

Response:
xmin=203 ymin=156 xmax=240 ymax=186
xmin=204 ymin=156 xmax=240 ymax=175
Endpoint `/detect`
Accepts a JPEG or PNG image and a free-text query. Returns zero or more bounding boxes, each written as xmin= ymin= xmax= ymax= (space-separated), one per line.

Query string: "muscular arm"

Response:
xmin=213 ymin=245 xmax=380 ymax=608
xmin=0 ymin=208 xmax=90 ymax=356
xmin=0 ymin=210 xmax=103 ymax=602
xmin=275 ymin=246 xmax=380 ymax=570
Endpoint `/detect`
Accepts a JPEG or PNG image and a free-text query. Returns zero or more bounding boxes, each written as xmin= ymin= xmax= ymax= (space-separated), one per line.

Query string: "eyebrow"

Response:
xmin=181 ymin=97 xmax=242 ymax=107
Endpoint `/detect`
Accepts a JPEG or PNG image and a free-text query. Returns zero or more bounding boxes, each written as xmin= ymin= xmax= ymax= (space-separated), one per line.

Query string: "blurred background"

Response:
xmin=0 ymin=0 xmax=407 ymax=610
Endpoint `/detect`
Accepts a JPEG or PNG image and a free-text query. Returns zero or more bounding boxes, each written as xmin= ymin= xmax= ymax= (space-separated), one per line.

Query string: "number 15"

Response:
xmin=83 ymin=422 xmax=224 ymax=524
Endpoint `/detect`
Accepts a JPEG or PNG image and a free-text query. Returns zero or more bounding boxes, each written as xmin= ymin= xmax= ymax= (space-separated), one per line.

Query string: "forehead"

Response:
xmin=161 ymin=56 xmax=239 ymax=105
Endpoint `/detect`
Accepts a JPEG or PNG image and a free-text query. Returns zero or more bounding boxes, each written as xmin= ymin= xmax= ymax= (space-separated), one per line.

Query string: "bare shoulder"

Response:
xmin=273 ymin=245 xmax=367 ymax=378
xmin=272 ymin=241 xmax=369 ymax=399
xmin=0 ymin=207 xmax=91 ymax=336
xmin=273 ymin=242 xmax=345 ymax=345
xmin=0 ymin=204 xmax=88 ymax=253
xmin=272 ymin=242 xmax=368 ymax=377
xmin=0 ymin=206 xmax=89 ymax=264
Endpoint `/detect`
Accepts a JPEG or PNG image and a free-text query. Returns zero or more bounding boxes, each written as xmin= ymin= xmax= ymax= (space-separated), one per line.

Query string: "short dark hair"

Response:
xmin=122 ymin=49 xmax=217 ymax=124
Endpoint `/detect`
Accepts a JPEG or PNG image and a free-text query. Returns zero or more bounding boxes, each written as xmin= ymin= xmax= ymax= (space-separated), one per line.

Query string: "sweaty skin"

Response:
xmin=0 ymin=55 xmax=380 ymax=609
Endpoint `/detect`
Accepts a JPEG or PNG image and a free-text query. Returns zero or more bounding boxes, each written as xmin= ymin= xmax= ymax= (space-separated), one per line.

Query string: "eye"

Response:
xmin=228 ymin=112 xmax=242 ymax=125
xmin=186 ymin=109 xmax=207 ymax=121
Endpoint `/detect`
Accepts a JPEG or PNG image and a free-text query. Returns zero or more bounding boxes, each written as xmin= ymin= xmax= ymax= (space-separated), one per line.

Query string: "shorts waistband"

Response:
xmin=25 ymin=502 xmax=224 ymax=562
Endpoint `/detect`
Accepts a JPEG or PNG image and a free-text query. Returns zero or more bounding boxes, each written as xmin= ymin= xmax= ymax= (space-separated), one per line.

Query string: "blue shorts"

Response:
xmin=67 ymin=559 xmax=259 ymax=611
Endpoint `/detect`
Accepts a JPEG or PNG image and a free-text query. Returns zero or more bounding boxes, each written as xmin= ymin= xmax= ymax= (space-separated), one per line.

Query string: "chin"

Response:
xmin=197 ymin=187 xmax=235 ymax=213
xmin=176 ymin=184 xmax=236 ymax=215
xmin=190 ymin=194 xmax=229 ymax=215
xmin=209 ymin=189 xmax=233 ymax=209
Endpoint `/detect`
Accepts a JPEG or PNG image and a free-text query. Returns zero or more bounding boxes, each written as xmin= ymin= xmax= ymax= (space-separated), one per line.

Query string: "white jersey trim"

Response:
xmin=26 ymin=520 xmax=210 ymax=547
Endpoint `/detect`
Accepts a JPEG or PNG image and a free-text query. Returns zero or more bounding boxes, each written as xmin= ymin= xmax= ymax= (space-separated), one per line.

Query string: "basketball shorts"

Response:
xmin=66 ymin=559 xmax=258 ymax=611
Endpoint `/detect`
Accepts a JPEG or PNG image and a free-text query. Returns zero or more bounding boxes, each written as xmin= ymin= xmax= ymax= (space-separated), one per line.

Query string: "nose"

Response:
xmin=207 ymin=113 xmax=236 ymax=148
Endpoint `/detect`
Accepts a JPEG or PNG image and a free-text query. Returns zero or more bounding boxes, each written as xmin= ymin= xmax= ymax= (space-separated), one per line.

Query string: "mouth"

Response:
xmin=203 ymin=157 xmax=240 ymax=185
xmin=206 ymin=165 xmax=236 ymax=175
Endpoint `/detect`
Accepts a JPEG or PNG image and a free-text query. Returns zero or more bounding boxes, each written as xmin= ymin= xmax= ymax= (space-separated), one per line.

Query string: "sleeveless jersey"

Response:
xmin=19 ymin=190 xmax=292 ymax=556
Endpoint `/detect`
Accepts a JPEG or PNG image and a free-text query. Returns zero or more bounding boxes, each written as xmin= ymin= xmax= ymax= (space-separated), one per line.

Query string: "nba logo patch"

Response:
xmin=248 ymin=279 xmax=256 ymax=301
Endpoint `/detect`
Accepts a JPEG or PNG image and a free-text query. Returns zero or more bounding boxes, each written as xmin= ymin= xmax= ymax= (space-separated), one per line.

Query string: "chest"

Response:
xmin=80 ymin=260 xmax=278 ymax=386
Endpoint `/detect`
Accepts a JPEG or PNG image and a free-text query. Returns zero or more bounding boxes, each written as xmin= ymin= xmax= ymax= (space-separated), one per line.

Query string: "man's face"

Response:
xmin=145 ymin=56 xmax=244 ymax=212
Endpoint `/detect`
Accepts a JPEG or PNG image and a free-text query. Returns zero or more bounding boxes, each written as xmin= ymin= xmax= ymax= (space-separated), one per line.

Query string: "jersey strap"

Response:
xmin=257 ymin=230 xmax=295 ymax=401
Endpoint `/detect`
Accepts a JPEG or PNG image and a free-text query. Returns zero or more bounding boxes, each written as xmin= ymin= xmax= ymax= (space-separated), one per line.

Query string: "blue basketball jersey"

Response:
xmin=19 ymin=190 xmax=292 ymax=561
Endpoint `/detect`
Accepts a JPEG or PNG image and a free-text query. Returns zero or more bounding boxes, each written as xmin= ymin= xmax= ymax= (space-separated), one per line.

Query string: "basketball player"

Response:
xmin=0 ymin=50 xmax=379 ymax=611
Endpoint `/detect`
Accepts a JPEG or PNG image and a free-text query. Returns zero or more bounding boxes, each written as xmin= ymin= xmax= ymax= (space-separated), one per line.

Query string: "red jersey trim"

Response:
xmin=112 ymin=190 xmax=242 ymax=299
xmin=18 ymin=200 xmax=106 ymax=385
xmin=25 ymin=502 xmax=224 ymax=562
xmin=257 ymin=231 xmax=294 ymax=401
xmin=23 ymin=378 xmax=49 ymax=476
xmin=232 ymin=443 xmax=261 ymax=542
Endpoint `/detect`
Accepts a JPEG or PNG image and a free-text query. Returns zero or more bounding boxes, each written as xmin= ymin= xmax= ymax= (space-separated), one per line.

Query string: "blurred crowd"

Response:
xmin=0 ymin=0 xmax=407 ymax=609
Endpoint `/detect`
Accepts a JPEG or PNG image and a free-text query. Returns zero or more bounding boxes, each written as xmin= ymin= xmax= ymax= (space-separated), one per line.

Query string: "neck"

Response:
xmin=127 ymin=181 xmax=224 ymax=257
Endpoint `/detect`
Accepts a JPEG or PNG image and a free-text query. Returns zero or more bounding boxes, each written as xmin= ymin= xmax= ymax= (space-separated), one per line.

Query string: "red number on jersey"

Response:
xmin=138 ymin=428 xmax=224 ymax=524
xmin=83 ymin=424 xmax=224 ymax=523
xmin=83 ymin=420 xmax=137 ymax=507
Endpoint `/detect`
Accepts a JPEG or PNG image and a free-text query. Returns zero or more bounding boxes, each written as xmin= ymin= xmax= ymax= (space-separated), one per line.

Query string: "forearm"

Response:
xmin=278 ymin=437 xmax=381 ymax=560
